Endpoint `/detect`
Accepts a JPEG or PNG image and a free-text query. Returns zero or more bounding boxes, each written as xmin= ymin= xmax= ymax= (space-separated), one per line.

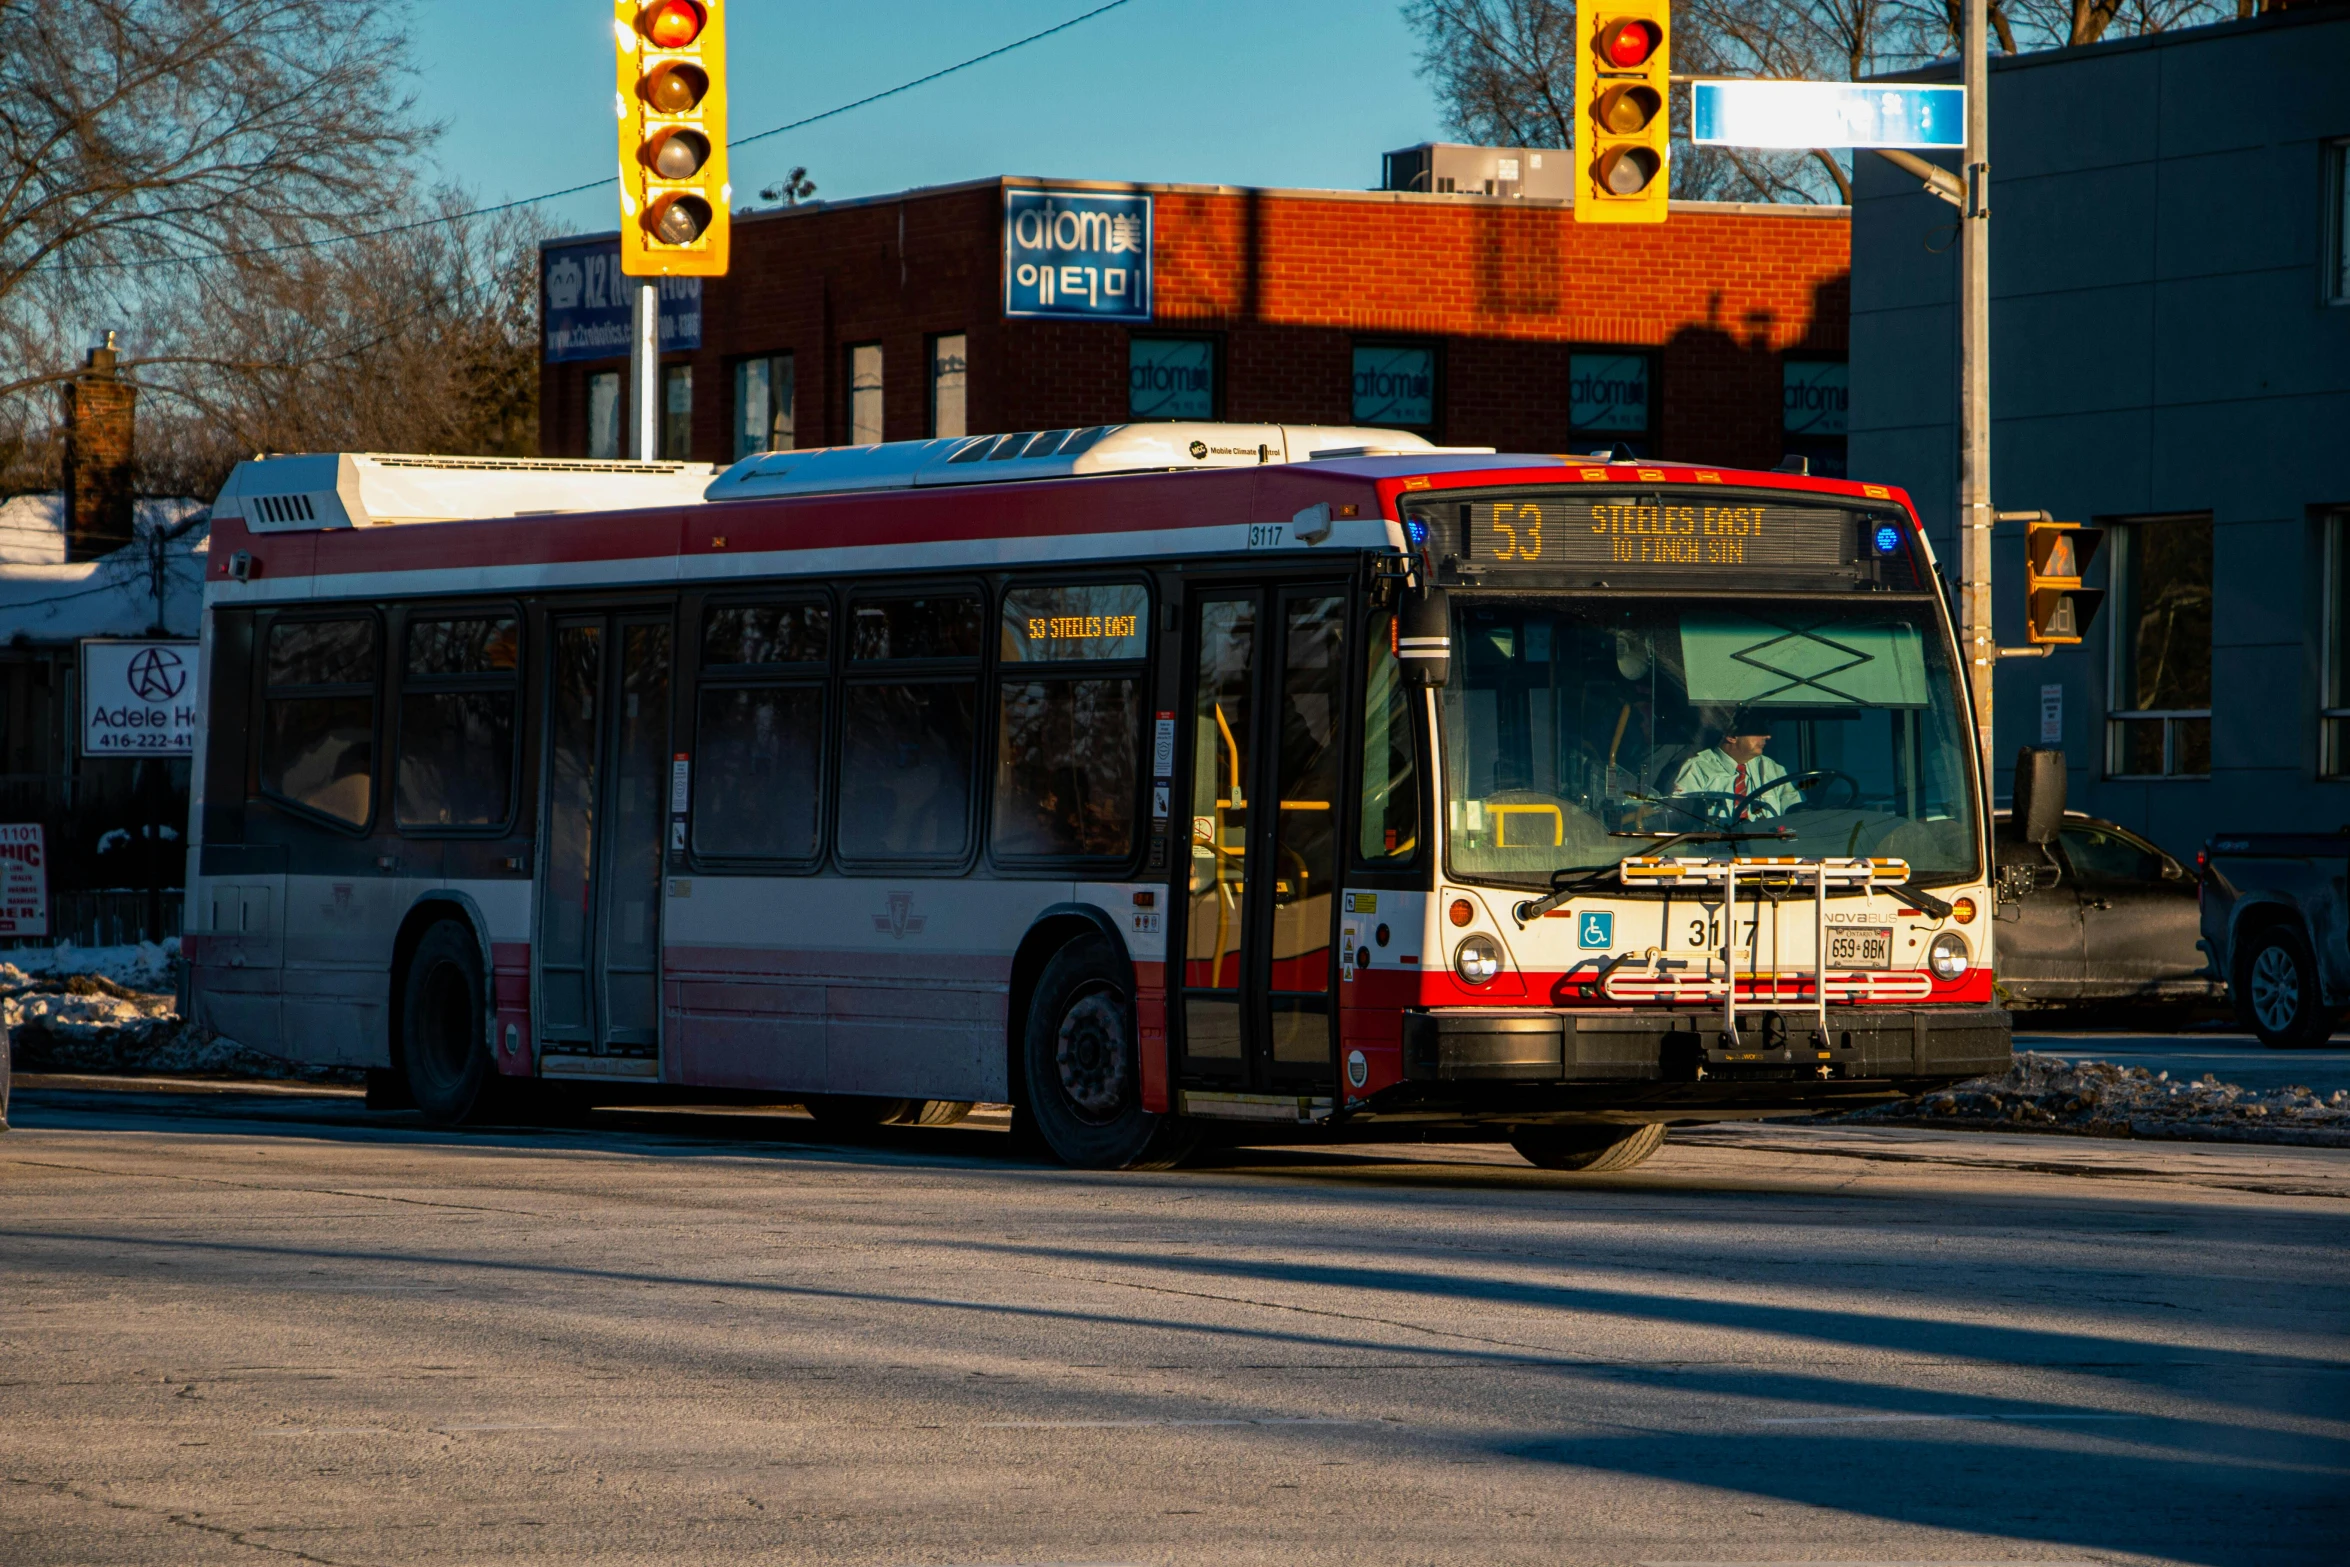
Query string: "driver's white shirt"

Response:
xmin=1669 ymin=747 xmax=1798 ymax=820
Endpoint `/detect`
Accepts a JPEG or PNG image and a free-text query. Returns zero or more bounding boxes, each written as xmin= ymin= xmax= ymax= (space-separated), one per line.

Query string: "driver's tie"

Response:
xmin=1733 ymin=760 xmax=1749 ymax=819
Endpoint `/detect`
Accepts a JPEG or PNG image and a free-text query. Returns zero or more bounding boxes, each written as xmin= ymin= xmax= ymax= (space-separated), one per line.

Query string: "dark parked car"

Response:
xmin=1992 ymin=809 xmax=2220 ymax=1008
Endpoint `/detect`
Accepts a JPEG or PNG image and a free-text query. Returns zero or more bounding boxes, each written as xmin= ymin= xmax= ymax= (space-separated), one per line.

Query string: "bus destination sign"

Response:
xmin=1421 ymin=495 xmax=1886 ymax=577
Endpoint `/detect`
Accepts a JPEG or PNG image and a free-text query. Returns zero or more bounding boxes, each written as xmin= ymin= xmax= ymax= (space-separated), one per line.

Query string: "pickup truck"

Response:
xmin=2199 ymin=831 xmax=2350 ymax=1048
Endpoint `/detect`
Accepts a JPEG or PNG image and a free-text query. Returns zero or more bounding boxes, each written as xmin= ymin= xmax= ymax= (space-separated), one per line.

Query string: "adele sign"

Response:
xmin=81 ymin=639 xmax=199 ymax=756
xmin=1004 ymin=189 xmax=1151 ymax=322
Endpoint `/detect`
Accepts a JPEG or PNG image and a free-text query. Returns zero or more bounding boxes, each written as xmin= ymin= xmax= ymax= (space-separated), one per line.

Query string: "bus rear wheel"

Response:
xmin=401 ymin=920 xmax=496 ymax=1126
xmin=1510 ymin=1122 xmax=1665 ymax=1173
xmin=1021 ymin=934 xmax=1193 ymax=1171
xmin=803 ymin=1096 xmax=974 ymax=1128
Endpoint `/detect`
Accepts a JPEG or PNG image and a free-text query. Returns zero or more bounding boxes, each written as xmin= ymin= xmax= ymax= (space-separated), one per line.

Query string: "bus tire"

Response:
xmin=400 ymin=919 xmax=496 ymax=1126
xmin=1022 ymin=934 xmax=1192 ymax=1170
xmin=1510 ymin=1122 xmax=1665 ymax=1173
xmin=2239 ymin=924 xmax=2339 ymax=1049
xmin=890 ymin=1099 xmax=974 ymax=1127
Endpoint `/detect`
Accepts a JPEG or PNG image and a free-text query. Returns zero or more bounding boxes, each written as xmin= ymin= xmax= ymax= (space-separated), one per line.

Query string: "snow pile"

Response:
xmin=1854 ymin=1051 xmax=2350 ymax=1147
xmin=1 ymin=941 xmax=347 ymax=1081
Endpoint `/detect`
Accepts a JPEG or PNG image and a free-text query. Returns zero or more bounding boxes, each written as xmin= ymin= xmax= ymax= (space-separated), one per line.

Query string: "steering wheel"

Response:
xmin=1736 ymin=768 xmax=1862 ymax=813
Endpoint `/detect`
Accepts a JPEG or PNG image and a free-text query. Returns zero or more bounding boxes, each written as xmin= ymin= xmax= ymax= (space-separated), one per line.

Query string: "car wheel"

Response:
xmin=1509 ymin=1122 xmax=1666 ymax=1172
xmin=2240 ymin=926 xmax=2338 ymax=1049
xmin=401 ymin=920 xmax=496 ymax=1125
xmin=1021 ymin=934 xmax=1194 ymax=1170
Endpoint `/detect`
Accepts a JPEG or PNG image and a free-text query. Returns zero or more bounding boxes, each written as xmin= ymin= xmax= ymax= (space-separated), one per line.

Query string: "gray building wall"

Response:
xmin=1850 ymin=8 xmax=2350 ymax=860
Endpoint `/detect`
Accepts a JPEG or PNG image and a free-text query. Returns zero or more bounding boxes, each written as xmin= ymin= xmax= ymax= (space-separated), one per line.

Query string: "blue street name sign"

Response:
xmin=1690 ymin=81 xmax=1964 ymax=150
xmin=542 ymin=239 xmax=702 ymax=365
xmin=1004 ymin=189 xmax=1152 ymax=322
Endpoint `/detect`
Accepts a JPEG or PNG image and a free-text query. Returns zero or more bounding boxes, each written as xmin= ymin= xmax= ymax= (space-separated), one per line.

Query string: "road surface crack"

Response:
xmin=3 ymin=1474 xmax=366 ymax=1564
xmin=0 ymin=1156 xmax=543 ymax=1216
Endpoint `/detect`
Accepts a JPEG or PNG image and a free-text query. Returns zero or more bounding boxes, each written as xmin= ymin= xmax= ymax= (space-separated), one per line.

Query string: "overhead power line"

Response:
xmin=65 ymin=0 xmax=1144 ymax=274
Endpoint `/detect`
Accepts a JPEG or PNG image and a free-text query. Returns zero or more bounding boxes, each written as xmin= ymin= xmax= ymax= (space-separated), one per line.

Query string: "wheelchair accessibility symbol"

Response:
xmin=1577 ymin=911 xmax=1614 ymax=949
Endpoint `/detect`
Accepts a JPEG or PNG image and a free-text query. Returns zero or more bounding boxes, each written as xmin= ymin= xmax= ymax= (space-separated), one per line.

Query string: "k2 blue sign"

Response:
xmin=1578 ymin=910 xmax=1615 ymax=950
xmin=542 ymin=240 xmax=702 ymax=365
xmin=1004 ymin=189 xmax=1151 ymax=322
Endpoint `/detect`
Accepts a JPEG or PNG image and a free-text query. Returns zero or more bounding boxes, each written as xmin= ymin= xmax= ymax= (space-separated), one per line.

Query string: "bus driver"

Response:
xmin=1671 ymin=709 xmax=1800 ymax=823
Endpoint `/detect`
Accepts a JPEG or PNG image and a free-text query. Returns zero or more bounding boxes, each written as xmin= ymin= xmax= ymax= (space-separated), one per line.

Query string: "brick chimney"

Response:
xmin=62 ymin=332 xmax=136 ymax=561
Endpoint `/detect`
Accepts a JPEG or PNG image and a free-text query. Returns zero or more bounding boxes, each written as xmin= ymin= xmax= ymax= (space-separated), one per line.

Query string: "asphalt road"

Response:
xmin=2013 ymin=1026 xmax=2350 ymax=1096
xmin=2 ymin=1078 xmax=2344 ymax=1567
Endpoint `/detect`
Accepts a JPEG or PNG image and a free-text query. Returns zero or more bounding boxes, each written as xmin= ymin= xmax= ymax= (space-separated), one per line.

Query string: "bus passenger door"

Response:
xmin=534 ymin=613 xmax=672 ymax=1073
xmin=1177 ymin=587 xmax=1346 ymax=1096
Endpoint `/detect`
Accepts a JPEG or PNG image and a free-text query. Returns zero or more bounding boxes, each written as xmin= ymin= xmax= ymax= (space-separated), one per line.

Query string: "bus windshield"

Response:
xmin=1439 ymin=597 xmax=1979 ymax=884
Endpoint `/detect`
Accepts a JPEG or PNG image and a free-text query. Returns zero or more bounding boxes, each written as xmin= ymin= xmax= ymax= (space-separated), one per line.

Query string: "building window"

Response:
xmin=734 ymin=353 xmax=795 ymax=459
xmin=2324 ymin=512 xmax=2350 ymax=776
xmin=2106 ymin=515 xmax=2212 ymax=779
xmin=1130 ymin=336 xmax=1215 ymax=420
xmin=1781 ymin=358 xmax=1848 ymax=478
xmin=587 ymin=370 xmax=622 ymax=459
xmin=1569 ymin=350 xmax=1653 ymax=454
xmin=660 ymin=365 xmax=692 ymax=459
xmin=2326 ymin=139 xmax=2349 ymax=306
xmin=1352 ymin=343 xmax=1437 ymax=431
xmin=847 ymin=342 xmax=884 ymax=445
xmin=929 ymin=334 xmax=967 ymax=438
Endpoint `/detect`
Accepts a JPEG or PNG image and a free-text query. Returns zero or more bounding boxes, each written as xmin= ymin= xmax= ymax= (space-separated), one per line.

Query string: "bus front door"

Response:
xmin=1178 ymin=587 xmax=1347 ymax=1098
xmin=534 ymin=613 xmax=672 ymax=1076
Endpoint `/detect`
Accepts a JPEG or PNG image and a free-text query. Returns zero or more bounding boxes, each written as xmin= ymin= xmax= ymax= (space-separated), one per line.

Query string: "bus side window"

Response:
xmin=694 ymin=600 xmax=830 ymax=862
xmin=992 ymin=582 xmax=1149 ymax=860
xmin=395 ymin=613 xmax=520 ymax=830
xmin=1357 ymin=610 xmax=1419 ymax=863
xmin=259 ymin=617 xmax=379 ymax=829
xmin=838 ymin=591 xmax=985 ymax=863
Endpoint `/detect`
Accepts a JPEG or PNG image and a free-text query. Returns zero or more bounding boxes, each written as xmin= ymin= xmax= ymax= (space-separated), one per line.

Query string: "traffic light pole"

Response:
xmin=1958 ymin=0 xmax=1996 ymax=803
xmin=629 ymin=279 xmax=659 ymax=461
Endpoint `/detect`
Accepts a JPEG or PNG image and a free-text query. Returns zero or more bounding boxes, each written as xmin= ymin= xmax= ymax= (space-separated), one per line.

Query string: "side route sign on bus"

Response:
xmin=81 ymin=639 xmax=199 ymax=756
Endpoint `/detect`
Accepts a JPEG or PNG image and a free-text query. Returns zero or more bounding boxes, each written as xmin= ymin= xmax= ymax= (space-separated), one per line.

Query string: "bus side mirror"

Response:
xmin=1397 ymin=585 xmax=1450 ymax=688
xmin=2013 ymin=745 xmax=2066 ymax=847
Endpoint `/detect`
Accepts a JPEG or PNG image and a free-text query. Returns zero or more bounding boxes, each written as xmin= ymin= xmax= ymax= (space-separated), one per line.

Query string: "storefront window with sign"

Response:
xmin=1352 ymin=344 xmax=1436 ymax=430
xmin=1781 ymin=358 xmax=1848 ymax=477
xmin=1568 ymin=351 xmax=1652 ymax=455
xmin=1130 ymin=337 xmax=1215 ymax=421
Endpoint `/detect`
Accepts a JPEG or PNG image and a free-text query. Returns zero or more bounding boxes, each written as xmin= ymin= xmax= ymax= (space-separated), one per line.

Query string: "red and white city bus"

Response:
xmin=186 ymin=426 xmax=2008 ymax=1169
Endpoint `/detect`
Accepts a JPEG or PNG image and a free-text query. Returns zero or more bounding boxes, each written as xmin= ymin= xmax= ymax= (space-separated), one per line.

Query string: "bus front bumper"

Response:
xmin=1398 ymin=1003 xmax=2011 ymax=1096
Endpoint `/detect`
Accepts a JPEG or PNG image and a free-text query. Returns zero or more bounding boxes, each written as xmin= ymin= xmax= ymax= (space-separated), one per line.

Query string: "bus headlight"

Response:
xmin=1454 ymin=933 xmax=1502 ymax=985
xmin=1928 ymin=932 xmax=1971 ymax=982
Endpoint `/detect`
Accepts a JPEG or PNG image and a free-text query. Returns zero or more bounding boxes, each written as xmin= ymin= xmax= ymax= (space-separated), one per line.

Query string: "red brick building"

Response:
xmin=538 ymin=174 xmax=1851 ymax=474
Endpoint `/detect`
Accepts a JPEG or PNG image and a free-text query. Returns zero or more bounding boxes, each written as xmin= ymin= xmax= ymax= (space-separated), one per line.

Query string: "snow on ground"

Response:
xmin=3 ymin=940 xmax=179 ymax=992
xmin=1846 ymin=1050 xmax=2350 ymax=1146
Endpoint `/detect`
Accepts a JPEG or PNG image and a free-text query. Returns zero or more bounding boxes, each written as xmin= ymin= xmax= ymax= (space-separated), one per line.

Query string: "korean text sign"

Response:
xmin=81 ymin=640 xmax=199 ymax=757
xmin=0 ymin=824 xmax=46 ymax=937
xmin=1004 ymin=190 xmax=1151 ymax=322
xmin=543 ymin=240 xmax=702 ymax=365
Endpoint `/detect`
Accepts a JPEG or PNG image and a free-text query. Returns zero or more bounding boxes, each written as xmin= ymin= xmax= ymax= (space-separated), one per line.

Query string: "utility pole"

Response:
xmin=629 ymin=279 xmax=660 ymax=461
xmin=1958 ymin=0 xmax=1995 ymax=799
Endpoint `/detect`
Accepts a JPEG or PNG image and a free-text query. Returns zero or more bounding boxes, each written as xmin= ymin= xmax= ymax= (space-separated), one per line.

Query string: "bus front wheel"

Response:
xmin=401 ymin=920 xmax=495 ymax=1126
xmin=1021 ymin=934 xmax=1193 ymax=1171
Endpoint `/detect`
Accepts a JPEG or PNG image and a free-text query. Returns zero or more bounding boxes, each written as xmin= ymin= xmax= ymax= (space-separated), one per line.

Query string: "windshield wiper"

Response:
xmin=1512 ymin=827 xmax=1792 ymax=925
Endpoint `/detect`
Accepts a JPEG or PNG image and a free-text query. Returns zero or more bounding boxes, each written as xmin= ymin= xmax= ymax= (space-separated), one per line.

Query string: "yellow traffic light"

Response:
xmin=2024 ymin=516 xmax=2105 ymax=644
xmin=1576 ymin=2 xmax=1670 ymax=224
xmin=615 ymin=0 xmax=730 ymax=278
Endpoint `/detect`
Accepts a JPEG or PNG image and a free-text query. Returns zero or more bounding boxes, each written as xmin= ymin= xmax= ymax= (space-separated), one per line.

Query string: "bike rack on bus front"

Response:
xmin=1601 ymin=856 xmax=1918 ymax=1053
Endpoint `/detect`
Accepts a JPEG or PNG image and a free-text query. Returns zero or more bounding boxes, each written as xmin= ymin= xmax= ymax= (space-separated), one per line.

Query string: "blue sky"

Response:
xmin=407 ymin=0 xmax=1450 ymax=238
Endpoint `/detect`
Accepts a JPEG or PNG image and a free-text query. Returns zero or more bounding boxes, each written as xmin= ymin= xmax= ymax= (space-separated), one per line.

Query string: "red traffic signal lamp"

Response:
xmin=615 ymin=0 xmax=729 ymax=277
xmin=1577 ymin=1 xmax=1670 ymax=224
xmin=2023 ymin=516 xmax=2105 ymax=644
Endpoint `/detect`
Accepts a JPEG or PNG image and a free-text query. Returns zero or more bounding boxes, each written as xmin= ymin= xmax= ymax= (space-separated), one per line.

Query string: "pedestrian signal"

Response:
xmin=2024 ymin=516 xmax=2105 ymax=645
xmin=615 ymin=0 xmax=730 ymax=277
xmin=1576 ymin=1 xmax=1670 ymax=224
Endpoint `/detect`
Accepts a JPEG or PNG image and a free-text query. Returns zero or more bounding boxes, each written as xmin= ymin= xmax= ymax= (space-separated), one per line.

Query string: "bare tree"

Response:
xmin=1402 ymin=0 xmax=1583 ymax=151
xmin=0 ymin=0 xmax=433 ymax=404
